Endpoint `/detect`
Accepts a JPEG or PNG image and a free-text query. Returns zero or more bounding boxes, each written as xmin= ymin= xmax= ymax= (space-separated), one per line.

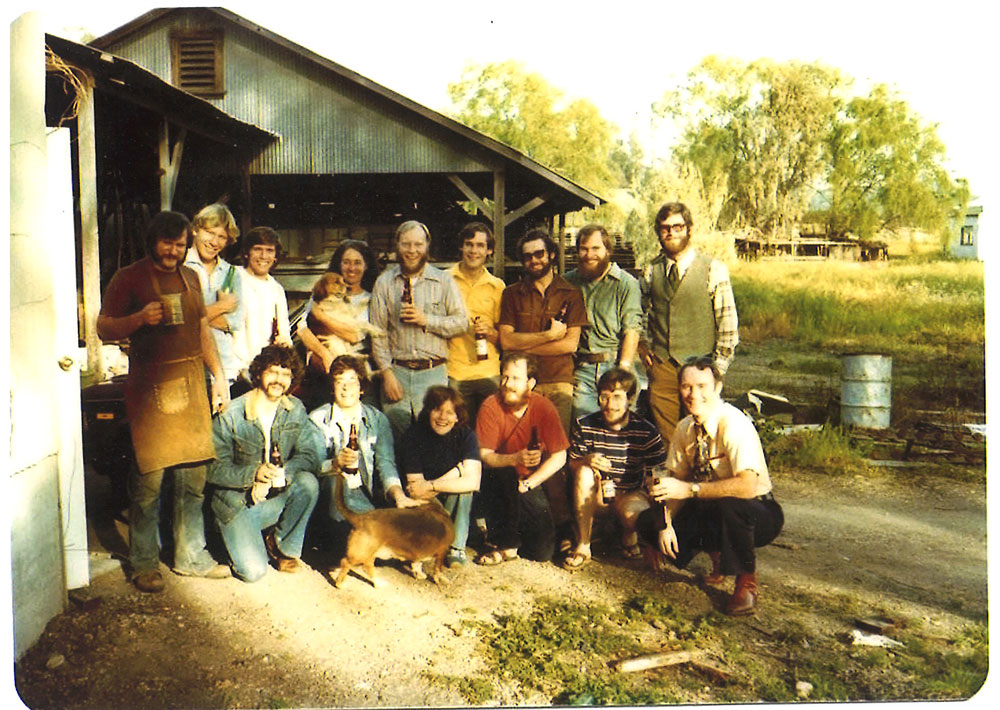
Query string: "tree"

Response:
xmin=447 ymin=60 xmax=623 ymax=200
xmin=825 ymin=84 xmax=969 ymax=239
xmin=657 ymin=57 xmax=843 ymax=237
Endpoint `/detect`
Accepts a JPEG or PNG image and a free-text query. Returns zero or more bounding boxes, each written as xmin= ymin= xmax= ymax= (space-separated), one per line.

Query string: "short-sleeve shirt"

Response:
xmin=569 ymin=411 xmax=667 ymax=491
xmin=476 ymin=392 xmax=569 ymax=479
xmin=99 ymin=258 xmax=206 ymax=365
xmin=564 ymin=262 xmax=643 ymax=355
xmin=497 ymin=274 xmax=588 ymax=384
xmin=667 ymin=402 xmax=772 ymax=496
xmin=447 ymin=265 xmax=505 ymax=381
xmin=400 ymin=422 xmax=480 ymax=481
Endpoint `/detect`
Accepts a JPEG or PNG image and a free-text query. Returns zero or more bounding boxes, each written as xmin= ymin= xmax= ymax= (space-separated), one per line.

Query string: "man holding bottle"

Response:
xmin=564 ymin=368 xmax=666 ymax=571
xmin=207 ymin=345 xmax=322 ymax=582
xmin=474 ymin=353 xmax=569 ymax=565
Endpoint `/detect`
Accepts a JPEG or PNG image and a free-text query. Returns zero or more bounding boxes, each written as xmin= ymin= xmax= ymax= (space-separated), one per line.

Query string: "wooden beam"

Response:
xmin=446 ymin=173 xmax=490 ymax=217
xmin=493 ymin=169 xmax=506 ymax=280
xmin=158 ymin=120 xmax=185 ymax=211
xmin=505 ymin=195 xmax=546 ymax=225
xmin=76 ymin=82 xmax=103 ymax=378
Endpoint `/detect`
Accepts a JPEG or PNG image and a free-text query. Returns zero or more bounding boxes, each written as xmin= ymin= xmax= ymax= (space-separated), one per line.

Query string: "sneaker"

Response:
xmin=445 ymin=548 xmax=469 ymax=568
xmin=133 ymin=570 xmax=165 ymax=593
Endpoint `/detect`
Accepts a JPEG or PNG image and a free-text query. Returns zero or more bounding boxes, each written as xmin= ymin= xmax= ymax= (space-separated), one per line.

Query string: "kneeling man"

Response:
xmin=564 ymin=368 xmax=666 ymax=570
xmin=636 ymin=355 xmax=783 ymax=615
xmin=208 ymin=345 xmax=322 ymax=581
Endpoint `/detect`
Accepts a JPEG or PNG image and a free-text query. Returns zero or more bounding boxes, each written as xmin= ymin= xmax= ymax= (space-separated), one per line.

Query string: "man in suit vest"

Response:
xmin=638 ymin=202 xmax=739 ymax=442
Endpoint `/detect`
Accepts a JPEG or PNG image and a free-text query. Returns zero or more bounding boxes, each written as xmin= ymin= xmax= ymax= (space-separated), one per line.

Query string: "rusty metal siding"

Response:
xmin=99 ymin=13 xmax=490 ymax=176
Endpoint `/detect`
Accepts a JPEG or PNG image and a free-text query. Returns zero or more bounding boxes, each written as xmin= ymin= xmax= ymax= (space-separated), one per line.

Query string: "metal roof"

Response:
xmin=90 ymin=7 xmax=604 ymax=211
xmin=46 ymin=32 xmax=276 ymax=148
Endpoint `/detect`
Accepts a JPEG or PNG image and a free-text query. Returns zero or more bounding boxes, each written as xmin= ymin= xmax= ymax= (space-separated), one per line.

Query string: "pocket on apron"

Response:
xmin=154 ymin=376 xmax=190 ymax=415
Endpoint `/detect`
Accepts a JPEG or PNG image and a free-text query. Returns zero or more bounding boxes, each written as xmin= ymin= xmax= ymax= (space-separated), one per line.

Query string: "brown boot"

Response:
xmin=726 ymin=572 xmax=758 ymax=615
xmin=264 ymin=529 xmax=302 ymax=573
xmin=704 ymin=551 xmax=724 ymax=584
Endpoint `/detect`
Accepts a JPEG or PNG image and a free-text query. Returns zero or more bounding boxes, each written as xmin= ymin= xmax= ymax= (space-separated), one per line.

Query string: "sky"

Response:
xmin=19 ymin=0 xmax=1000 ymax=216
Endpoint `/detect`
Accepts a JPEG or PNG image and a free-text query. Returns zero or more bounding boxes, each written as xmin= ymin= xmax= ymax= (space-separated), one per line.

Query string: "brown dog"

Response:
xmin=332 ymin=473 xmax=454 ymax=588
xmin=306 ymin=273 xmax=383 ymax=360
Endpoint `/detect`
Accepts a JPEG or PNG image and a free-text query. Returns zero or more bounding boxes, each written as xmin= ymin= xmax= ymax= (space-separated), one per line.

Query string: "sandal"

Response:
xmin=476 ymin=548 xmax=518 ymax=566
xmin=562 ymin=550 xmax=591 ymax=571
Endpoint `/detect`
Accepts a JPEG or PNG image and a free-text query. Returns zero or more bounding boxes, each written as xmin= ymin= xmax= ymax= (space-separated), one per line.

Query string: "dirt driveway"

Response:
xmin=13 ymin=465 xmax=987 ymax=708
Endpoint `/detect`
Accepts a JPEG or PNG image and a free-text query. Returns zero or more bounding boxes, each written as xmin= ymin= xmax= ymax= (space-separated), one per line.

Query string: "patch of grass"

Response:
xmin=762 ymin=424 xmax=873 ymax=474
xmin=897 ymin=623 xmax=989 ymax=699
xmin=422 ymin=672 xmax=493 ymax=705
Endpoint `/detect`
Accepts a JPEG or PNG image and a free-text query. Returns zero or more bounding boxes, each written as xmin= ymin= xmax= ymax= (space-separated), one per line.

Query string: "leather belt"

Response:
xmin=756 ymin=491 xmax=775 ymax=502
xmin=394 ymin=358 xmax=445 ymax=371
xmin=575 ymin=352 xmax=613 ymax=364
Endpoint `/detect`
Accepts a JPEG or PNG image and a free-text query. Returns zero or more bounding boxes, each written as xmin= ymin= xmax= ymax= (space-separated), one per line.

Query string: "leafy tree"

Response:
xmin=447 ymin=60 xmax=623 ymax=202
xmin=657 ymin=56 xmax=843 ymax=237
xmin=825 ymin=84 xmax=969 ymax=239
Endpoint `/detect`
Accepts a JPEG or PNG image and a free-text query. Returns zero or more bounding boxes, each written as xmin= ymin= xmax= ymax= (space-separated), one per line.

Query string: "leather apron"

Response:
xmin=125 ymin=264 xmax=215 ymax=474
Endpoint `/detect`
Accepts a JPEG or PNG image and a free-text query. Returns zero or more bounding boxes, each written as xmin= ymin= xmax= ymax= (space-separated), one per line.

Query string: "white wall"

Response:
xmin=8 ymin=12 xmax=71 ymax=660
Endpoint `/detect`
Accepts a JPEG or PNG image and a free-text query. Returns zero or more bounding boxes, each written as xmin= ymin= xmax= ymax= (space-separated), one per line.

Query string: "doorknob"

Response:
xmin=58 ymin=356 xmax=74 ymax=371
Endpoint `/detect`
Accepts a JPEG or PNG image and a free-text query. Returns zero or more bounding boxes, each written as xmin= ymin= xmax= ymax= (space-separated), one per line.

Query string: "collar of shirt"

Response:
xmin=243 ymin=389 xmax=293 ymax=421
xmin=665 ymin=248 xmax=699 ymax=279
xmin=449 ymin=264 xmax=503 ymax=289
xmin=330 ymin=404 xmax=365 ymax=432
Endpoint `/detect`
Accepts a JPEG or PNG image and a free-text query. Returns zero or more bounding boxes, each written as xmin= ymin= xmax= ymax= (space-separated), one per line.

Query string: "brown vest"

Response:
xmin=650 ymin=252 xmax=716 ymax=364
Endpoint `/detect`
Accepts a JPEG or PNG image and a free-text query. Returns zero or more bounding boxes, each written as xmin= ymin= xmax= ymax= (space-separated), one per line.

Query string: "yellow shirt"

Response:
xmin=446 ymin=264 xmax=505 ymax=381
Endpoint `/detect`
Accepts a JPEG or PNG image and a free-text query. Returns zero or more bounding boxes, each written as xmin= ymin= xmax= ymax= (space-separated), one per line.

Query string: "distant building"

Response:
xmin=950 ymin=205 xmax=983 ymax=260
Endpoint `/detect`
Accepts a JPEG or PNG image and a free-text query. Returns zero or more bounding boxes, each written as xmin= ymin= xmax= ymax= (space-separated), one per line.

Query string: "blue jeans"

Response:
xmin=382 ymin=364 xmax=448 ymax=440
xmin=128 ymin=463 xmax=217 ymax=575
xmin=442 ymin=492 xmax=473 ymax=549
xmin=216 ymin=473 xmax=319 ymax=582
xmin=573 ymin=361 xmax=616 ymax=421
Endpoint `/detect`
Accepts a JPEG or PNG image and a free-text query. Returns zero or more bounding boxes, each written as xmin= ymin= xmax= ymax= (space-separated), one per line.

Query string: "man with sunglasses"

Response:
xmin=497 ymin=228 xmax=587 ymax=538
xmin=638 ymin=203 xmax=738 ymax=443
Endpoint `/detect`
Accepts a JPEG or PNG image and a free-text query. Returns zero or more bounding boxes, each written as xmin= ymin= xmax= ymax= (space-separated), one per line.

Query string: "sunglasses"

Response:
xmin=521 ymin=248 xmax=548 ymax=262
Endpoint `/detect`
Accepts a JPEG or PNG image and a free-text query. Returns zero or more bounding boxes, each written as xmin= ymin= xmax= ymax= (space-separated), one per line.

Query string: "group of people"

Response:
xmin=97 ymin=200 xmax=783 ymax=616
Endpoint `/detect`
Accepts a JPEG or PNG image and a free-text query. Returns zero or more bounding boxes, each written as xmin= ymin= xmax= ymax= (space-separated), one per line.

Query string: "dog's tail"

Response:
xmin=333 ymin=473 xmax=363 ymax=527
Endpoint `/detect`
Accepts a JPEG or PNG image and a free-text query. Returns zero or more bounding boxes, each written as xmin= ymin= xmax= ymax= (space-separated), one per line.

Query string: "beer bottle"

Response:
xmin=220 ymin=264 xmax=237 ymax=293
xmin=549 ymin=302 xmax=569 ymax=329
xmin=526 ymin=426 xmax=540 ymax=472
xmin=269 ymin=302 xmax=280 ymax=344
xmin=344 ymin=422 xmax=360 ymax=476
xmin=474 ymin=316 xmax=488 ymax=361
xmin=268 ymin=439 xmax=287 ymax=495
xmin=401 ymin=276 xmax=413 ymax=306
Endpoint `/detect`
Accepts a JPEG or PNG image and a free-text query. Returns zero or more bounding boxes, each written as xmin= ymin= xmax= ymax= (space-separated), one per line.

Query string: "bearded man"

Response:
xmin=474 ymin=353 xmax=569 ymax=564
xmin=370 ymin=220 xmax=468 ymax=439
xmin=564 ymin=224 xmax=643 ymax=419
xmin=638 ymin=203 xmax=739 ymax=443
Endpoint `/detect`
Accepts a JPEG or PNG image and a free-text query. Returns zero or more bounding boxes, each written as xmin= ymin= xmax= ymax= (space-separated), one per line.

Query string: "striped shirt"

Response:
xmin=370 ymin=263 xmax=468 ymax=369
xmin=568 ymin=411 xmax=667 ymax=491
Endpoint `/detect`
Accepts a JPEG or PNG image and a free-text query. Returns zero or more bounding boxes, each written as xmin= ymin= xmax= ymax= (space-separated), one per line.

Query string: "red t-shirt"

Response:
xmin=476 ymin=392 xmax=569 ymax=479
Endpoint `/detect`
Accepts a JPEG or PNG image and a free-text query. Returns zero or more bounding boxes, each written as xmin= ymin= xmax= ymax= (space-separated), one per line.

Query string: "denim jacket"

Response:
xmin=208 ymin=390 xmax=323 ymax=524
xmin=309 ymin=402 xmax=401 ymax=517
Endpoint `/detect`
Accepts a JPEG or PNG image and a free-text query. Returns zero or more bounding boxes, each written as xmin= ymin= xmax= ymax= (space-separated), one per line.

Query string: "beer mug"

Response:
xmin=161 ymin=293 xmax=184 ymax=326
xmin=647 ymin=463 xmax=671 ymax=492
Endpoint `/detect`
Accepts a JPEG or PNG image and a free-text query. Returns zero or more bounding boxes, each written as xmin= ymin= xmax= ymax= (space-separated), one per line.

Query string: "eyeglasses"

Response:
xmin=656 ymin=223 xmax=688 ymax=236
xmin=521 ymin=248 xmax=548 ymax=262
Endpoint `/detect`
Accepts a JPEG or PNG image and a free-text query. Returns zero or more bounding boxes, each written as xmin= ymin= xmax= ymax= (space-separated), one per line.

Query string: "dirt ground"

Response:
xmin=12 ymin=458 xmax=987 ymax=709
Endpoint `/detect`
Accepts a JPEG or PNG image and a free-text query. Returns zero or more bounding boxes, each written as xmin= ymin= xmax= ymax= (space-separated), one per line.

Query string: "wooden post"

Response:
xmin=493 ymin=168 xmax=506 ymax=280
xmin=76 ymin=83 xmax=103 ymax=378
xmin=158 ymin=119 xmax=185 ymax=211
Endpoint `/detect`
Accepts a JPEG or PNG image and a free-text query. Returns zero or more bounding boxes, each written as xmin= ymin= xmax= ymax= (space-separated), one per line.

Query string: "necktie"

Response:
xmin=666 ymin=262 xmax=679 ymax=299
xmin=693 ymin=422 xmax=711 ymax=481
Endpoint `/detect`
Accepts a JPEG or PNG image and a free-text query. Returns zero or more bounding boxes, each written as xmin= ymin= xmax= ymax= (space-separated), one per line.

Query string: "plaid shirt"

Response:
xmin=641 ymin=249 xmax=738 ymax=374
xmin=370 ymin=263 xmax=468 ymax=369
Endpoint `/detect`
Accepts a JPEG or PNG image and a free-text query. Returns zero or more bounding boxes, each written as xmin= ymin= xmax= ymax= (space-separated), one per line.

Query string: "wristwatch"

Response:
xmin=690 ymin=482 xmax=701 ymax=498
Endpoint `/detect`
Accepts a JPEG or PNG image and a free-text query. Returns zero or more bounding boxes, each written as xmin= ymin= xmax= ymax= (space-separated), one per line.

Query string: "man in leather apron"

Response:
xmin=97 ymin=211 xmax=232 ymax=593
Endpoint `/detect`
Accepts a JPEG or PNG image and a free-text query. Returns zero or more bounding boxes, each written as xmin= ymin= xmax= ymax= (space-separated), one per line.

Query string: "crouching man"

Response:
xmin=564 ymin=368 xmax=666 ymax=570
xmin=636 ymin=356 xmax=783 ymax=615
xmin=208 ymin=345 xmax=322 ymax=581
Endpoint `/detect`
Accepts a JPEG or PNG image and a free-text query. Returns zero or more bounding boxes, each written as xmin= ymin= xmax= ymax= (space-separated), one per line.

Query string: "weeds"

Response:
xmin=762 ymin=424 xmax=872 ymax=474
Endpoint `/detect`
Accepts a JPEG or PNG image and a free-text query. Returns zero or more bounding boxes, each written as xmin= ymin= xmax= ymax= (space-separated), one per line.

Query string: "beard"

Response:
xmin=525 ymin=260 xmax=552 ymax=282
xmin=500 ymin=387 xmax=529 ymax=410
xmin=660 ymin=231 xmax=691 ymax=258
xmin=578 ymin=254 xmax=611 ymax=281
xmin=400 ymin=253 xmax=428 ymax=275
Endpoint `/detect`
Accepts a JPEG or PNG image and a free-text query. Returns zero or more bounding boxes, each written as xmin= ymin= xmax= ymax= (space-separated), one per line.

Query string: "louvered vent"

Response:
xmin=171 ymin=31 xmax=223 ymax=97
